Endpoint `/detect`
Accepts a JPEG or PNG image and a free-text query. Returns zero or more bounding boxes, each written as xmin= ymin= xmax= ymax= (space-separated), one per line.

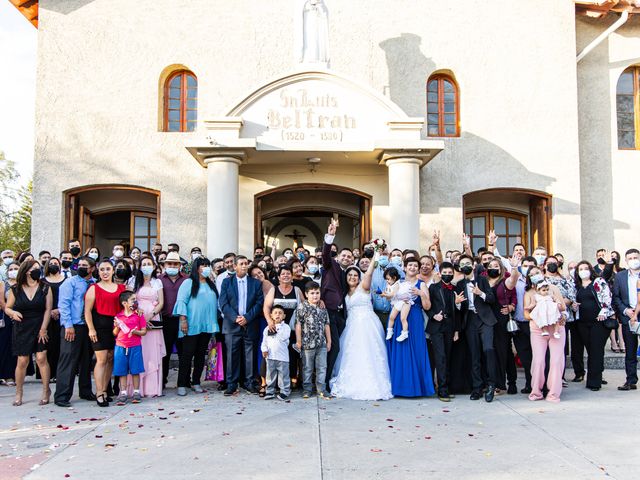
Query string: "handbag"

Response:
xmin=205 ymin=338 xmax=225 ymax=382
xmin=506 ymin=314 xmax=519 ymax=333
xmin=589 ymin=286 xmax=618 ymax=330
xmin=148 ymin=313 xmax=163 ymax=330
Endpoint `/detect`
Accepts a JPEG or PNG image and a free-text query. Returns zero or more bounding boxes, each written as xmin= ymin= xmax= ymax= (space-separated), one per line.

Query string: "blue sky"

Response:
xmin=0 ymin=1 xmax=37 ymax=187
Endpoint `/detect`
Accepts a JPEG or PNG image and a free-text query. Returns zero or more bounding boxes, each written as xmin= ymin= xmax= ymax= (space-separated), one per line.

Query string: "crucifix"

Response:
xmin=284 ymin=229 xmax=307 ymax=249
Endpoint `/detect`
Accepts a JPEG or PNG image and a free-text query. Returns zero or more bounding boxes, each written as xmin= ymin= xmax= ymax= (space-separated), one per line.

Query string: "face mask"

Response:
xmin=265 ymin=264 xmax=273 ymax=272
xmin=131 ymin=252 xmax=140 ymax=260
xmin=8 ymin=270 xmax=18 ymax=280
xmin=482 ymin=262 xmax=490 ymax=269
xmin=3 ymin=257 xmax=13 ymax=266
xmin=165 ymin=267 xmax=179 ymax=276
xmin=48 ymin=265 xmax=60 ymax=275
xmin=77 ymin=267 xmax=89 ymax=278
xmin=391 ymin=256 xmax=402 ymax=266
xmin=115 ymin=268 xmax=128 ymax=279
xmin=70 ymin=247 xmax=81 ymax=256
xmin=113 ymin=250 xmax=124 ymax=258
xmin=534 ymin=255 xmax=546 ymax=266
xmin=191 ymin=252 xmax=201 ymax=261
xmin=378 ymin=256 xmax=389 ymax=267
xmin=569 ymin=269 xmax=575 ymax=278
xmin=88 ymin=252 xmax=99 ymax=260
xmin=215 ymin=267 xmax=225 ymax=276
xmin=596 ymin=258 xmax=606 ymax=265
xmin=520 ymin=266 xmax=529 ymax=277
xmin=29 ymin=269 xmax=42 ymax=281
xmin=297 ymin=252 xmax=305 ymax=262
xmin=284 ymin=252 xmax=293 ymax=259
xmin=558 ymin=262 xmax=564 ymax=269
xmin=628 ymin=259 xmax=640 ymax=270
xmin=578 ymin=270 xmax=591 ymax=280
xmin=546 ymin=263 xmax=558 ymax=274
xmin=201 ymin=267 xmax=212 ymax=278
xmin=308 ymin=265 xmax=319 ymax=274
xmin=61 ymin=260 xmax=72 ymax=269
xmin=487 ymin=268 xmax=500 ymax=279
xmin=530 ymin=273 xmax=544 ymax=284
xmin=460 ymin=265 xmax=473 ymax=275
xmin=141 ymin=266 xmax=154 ymax=276
xmin=441 ymin=274 xmax=454 ymax=284
xmin=132 ymin=301 xmax=139 ymax=310
xmin=330 ymin=251 xmax=337 ymax=258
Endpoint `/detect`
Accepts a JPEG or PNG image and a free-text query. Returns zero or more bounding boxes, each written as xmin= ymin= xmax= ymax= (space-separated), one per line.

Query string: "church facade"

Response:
xmin=17 ymin=0 xmax=640 ymax=259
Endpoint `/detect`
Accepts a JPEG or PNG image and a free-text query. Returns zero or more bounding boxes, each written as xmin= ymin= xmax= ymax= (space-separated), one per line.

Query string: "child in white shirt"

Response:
xmin=261 ymin=305 xmax=292 ymax=400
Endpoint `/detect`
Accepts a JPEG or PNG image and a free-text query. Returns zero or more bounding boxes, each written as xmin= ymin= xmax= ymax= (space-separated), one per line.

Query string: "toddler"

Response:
xmin=112 ymin=291 xmax=147 ymax=405
xmin=261 ymin=305 xmax=292 ymax=401
xmin=530 ymin=281 xmax=561 ymax=339
xmin=381 ymin=267 xmax=411 ymax=342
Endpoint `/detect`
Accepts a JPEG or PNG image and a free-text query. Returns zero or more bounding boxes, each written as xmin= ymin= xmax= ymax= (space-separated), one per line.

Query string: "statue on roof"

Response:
xmin=301 ymin=0 xmax=330 ymax=66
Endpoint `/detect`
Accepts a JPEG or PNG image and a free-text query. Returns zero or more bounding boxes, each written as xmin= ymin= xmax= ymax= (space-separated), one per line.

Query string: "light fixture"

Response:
xmin=308 ymin=157 xmax=321 ymax=173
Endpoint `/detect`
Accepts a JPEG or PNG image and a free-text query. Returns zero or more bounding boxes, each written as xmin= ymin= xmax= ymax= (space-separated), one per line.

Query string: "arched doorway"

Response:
xmin=65 ymin=185 xmax=160 ymax=255
xmin=463 ymin=188 xmax=552 ymax=255
xmin=255 ymin=184 xmax=371 ymax=252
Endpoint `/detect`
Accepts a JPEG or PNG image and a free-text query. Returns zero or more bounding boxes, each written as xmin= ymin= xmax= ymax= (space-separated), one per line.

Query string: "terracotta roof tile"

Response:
xmin=8 ymin=0 xmax=38 ymax=28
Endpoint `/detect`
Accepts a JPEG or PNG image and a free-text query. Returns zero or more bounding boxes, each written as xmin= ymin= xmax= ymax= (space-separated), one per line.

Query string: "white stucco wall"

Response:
xmin=32 ymin=0 xmax=585 ymax=259
xmin=576 ymin=14 xmax=640 ymax=260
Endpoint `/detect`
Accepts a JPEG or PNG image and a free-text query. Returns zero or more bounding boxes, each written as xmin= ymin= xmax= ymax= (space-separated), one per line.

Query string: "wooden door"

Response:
xmin=78 ymin=205 xmax=95 ymax=249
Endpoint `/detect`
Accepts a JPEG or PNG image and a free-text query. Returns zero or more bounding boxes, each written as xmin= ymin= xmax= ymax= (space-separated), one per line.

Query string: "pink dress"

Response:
xmin=127 ymin=278 xmax=166 ymax=397
xmin=530 ymin=294 xmax=560 ymax=329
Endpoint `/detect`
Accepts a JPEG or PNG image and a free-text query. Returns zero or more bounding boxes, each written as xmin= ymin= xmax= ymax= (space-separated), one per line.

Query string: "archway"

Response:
xmin=255 ymin=183 xmax=371 ymax=252
xmin=65 ymin=185 xmax=160 ymax=255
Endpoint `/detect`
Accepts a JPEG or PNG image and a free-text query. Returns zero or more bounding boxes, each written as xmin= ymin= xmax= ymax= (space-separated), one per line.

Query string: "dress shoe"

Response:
xmin=484 ymin=386 xmax=495 ymax=403
xmin=244 ymin=385 xmax=259 ymax=395
xmin=618 ymin=383 xmax=637 ymax=391
xmin=55 ymin=400 xmax=71 ymax=408
xmin=520 ymin=387 xmax=532 ymax=394
xmin=601 ymin=379 xmax=608 ymax=385
xmin=223 ymin=387 xmax=237 ymax=396
xmin=571 ymin=375 xmax=584 ymax=383
xmin=217 ymin=382 xmax=227 ymax=391
xmin=469 ymin=391 xmax=481 ymax=401
xmin=438 ymin=393 xmax=451 ymax=402
xmin=80 ymin=393 xmax=97 ymax=401
xmin=507 ymin=384 xmax=518 ymax=395
xmin=588 ymin=386 xmax=600 ymax=391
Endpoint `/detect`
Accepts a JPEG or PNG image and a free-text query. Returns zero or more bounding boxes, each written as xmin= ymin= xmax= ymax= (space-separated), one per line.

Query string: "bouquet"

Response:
xmin=371 ymin=238 xmax=387 ymax=252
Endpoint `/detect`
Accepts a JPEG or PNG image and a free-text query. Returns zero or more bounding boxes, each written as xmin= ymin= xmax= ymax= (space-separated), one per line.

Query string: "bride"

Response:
xmin=330 ymin=252 xmax=393 ymax=400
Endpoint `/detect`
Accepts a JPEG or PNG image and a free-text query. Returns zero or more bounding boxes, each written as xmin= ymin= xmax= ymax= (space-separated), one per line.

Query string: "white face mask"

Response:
xmin=534 ymin=254 xmax=546 ymax=266
xmin=113 ymin=250 xmax=124 ymax=258
xmin=8 ymin=270 xmax=18 ymax=279
xmin=578 ymin=269 xmax=591 ymax=280
xmin=2 ymin=257 xmax=13 ymax=266
xmin=88 ymin=252 xmax=99 ymax=260
xmin=191 ymin=252 xmax=201 ymax=261
xmin=628 ymin=259 xmax=640 ymax=271
xmin=569 ymin=269 xmax=575 ymax=278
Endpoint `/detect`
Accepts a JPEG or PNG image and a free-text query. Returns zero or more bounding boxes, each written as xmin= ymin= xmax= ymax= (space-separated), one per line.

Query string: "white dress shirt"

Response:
xmin=628 ymin=270 xmax=639 ymax=310
xmin=260 ymin=323 xmax=291 ymax=362
xmin=237 ymin=275 xmax=248 ymax=316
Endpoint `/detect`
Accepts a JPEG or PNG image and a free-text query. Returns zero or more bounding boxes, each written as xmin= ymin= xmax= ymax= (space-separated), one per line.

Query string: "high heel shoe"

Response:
xmin=96 ymin=393 xmax=109 ymax=407
xmin=39 ymin=388 xmax=51 ymax=405
xmin=13 ymin=387 xmax=23 ymax=406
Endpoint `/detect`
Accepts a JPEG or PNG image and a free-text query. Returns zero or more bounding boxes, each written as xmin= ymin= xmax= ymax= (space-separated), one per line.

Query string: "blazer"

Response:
xmin=426 ymin=281 xmax=459 ymax=334
xmin=457 ymin=275 xmax=497 ymax=327
xmin=320 ymin=238 xmax=345 ymax=311
xmin=219 ymin=274 xmax=265 ymax=337
xmin=612 ymin=269 xmax=637 ymax=324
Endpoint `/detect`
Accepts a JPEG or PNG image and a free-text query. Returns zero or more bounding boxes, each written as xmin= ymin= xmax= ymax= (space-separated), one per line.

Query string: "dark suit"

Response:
xmin=458 ymin=275 xmax=499 ymax=391
xmin=320 ymin=237 xmax=346 ymax=390
xmin=219 ymin=275 xmax=264 ymax=390
xmin=612 ymin=270 xmax=639 ymax=385
xmin=427 ymin=282 xmax=459 ymax=396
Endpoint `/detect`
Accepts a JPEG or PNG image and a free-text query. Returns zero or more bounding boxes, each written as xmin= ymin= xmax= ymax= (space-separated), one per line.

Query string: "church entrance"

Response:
xmin=255 ymin=183 xmax=371 ymax=252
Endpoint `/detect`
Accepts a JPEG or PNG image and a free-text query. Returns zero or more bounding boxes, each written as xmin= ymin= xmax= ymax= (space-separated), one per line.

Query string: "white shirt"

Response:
xmin=260 ymin=323 xmax=291 ymax=362
xmin=465 ymin=277 xmax=486 ymax=313
xmin=215 ymin=270 xmax=232 ymax=294
xmin=237 ymin=275 xmax=248 ymax=316
xmin=628 ymin=270 xmax=639 ymax=309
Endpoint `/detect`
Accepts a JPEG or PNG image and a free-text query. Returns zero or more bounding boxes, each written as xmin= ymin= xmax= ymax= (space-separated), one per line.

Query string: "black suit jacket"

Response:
xmin=457 ymin=275 xmax=497 ymax=327
xmin=427 ymin=282 xmax=459 ymax=334
xmin=320 ymin=239 xmax=345 ymax=311
xmin=612 ymin=270 xmax=636 ymax=325
xmin=219 ymin=275 xmax=264 ymax=338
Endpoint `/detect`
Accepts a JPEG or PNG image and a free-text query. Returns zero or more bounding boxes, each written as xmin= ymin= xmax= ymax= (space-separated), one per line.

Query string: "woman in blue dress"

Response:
xmin=387 ymin=257 xmax=435 ymax=397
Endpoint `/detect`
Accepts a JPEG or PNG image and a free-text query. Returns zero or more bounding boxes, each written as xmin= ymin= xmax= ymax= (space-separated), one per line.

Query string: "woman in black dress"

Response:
xmin=42 ymin=258 xmax=66 ymax=382
xmin=4 ymin=259 xmax=53 ymax=406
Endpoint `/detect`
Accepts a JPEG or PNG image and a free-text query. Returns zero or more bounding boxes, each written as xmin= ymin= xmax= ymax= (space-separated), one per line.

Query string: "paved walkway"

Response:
xmin=0 ymin=369 xmax=638 ymax=480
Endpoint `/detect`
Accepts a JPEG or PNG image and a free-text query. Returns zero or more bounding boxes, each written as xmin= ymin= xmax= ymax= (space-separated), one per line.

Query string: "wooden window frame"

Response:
xmin=616 ymin=66 xmax=640 ymax=150
xmin=427 ymin=74 xmax=460 ymax=138
xmin=130 ymin=212 xmax=157 ymax=253
xmin=464 ymin=210 xmax=528 ymax=254
xmin=163 ymin=70 xmax=197 ymax=132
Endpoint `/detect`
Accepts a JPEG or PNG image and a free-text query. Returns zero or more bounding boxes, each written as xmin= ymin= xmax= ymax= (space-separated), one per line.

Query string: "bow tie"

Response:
xmin=442 ymin=283 xmax=454 ymax=291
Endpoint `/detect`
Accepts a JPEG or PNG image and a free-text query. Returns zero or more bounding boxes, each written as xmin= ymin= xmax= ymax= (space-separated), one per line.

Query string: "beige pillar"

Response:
xmin=204 ymin=156 xmax=243 ymax=256
xmin=385 ymin=157 xmax=422 ymax=250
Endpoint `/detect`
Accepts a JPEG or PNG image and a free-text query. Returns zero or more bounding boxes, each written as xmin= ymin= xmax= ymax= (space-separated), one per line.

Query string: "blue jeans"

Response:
xmin=302 ymin=346 xmax=327 ymax=394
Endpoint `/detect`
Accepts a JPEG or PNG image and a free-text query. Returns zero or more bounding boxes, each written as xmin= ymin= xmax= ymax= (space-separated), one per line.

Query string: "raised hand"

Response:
xmin=462 ymin=233 xmax=471 ymax=247
xmin=488 ymin=229 xmax=498 ymax=245
xmin=509 ymin=254 xmax=521 ymax=268
xmin=603 ymin=249 xmax=612 ymax=264
xmin=454 ymin=291 xmax=466 ymax=304
xmin=328 ymin=218 xmax=337 ymax=235
xmin=432 ymin=230 xmax=441 ymax=246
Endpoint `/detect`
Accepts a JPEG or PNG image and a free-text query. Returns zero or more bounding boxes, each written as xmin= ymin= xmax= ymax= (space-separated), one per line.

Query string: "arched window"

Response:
xmin=426 ymin=74 xmax=459 ymax=137
xmin=164 ymin=70 xmax=197 ymax=132
xmin=617 ymin=66 xmax=640 ymax=149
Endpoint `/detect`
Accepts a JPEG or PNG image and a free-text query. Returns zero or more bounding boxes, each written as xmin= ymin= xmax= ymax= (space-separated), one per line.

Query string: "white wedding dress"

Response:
xmin=330 ymin=287 xmax=393 ymax=400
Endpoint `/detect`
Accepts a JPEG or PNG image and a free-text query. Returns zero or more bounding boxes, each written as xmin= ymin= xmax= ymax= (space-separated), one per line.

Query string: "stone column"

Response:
xmin=204 ymin=156 xmax=243 ymax=256
xmin=385 ymin=157 xmax=422 ymax=250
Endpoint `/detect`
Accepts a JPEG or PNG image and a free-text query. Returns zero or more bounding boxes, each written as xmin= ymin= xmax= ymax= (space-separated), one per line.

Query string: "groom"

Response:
xmin=321 ymin=219 xmax=354 ymax=392
xmin=219 ymin=255 xmax=264 ymax=396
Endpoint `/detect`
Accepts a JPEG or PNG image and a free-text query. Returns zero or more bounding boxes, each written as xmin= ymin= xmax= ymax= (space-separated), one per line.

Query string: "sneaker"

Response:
xmin=116 ymin=393 xmax=128 ymax=406
xmin=131 ymin=392 xmax=142 ymax=404
xmin=277 ymin=393 xmax=289 ymax=401
xmin=302 ymin=391 xmax=311 ymax=399
xmin=385 ymin=328 xmax=393 ymax=340
xmin=541 ymin=331 xmax=549 ymax=337
xmin=192 ymin=385 xmax=205 ymax=394
xmin=264 ymin=393 xmax=276 ymax=400
xmin=177 ymin=387 xmax=187 ymax=396
xmin=397 ymin=330 xmax=409 ymax=342
xmin=553 ymin=332 xmax=561 ymax=339
xmin=318 ymin=392 xmax=331 ymax=400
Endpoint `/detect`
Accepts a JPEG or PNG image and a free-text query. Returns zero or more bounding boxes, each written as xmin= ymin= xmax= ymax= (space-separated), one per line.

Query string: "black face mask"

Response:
xmin=453 ymin=263 xmax=461 ymax=272
xmin=61 ymin=260 xmax=72 ymax=269
xmin=29 ymin=269 xmax=42 ymax=281
xmin=363 ymin=248 xmax=375 ymax=259
xmin=597 ymin=258 xmax=606 ymax=265
xmin=460 ymin=265 xmax=473 ymax=275
xmin=48 ymin=265 xmax=60 ymax=275
xmin=70 ymin=247 xmax=81 ymax=256
xmin=77 ymin=267 xmax=89 ymax=278
xmin=558 ymin=262 xmax=564 ymax=269
xmin=115 ymin=268 xmax=128 ymax=279
xmin=441 ymin=274 xmax=454 ymax=284
xmin=546 ymin=263 xmax=558 ymax=274
xmin=487 ymin=268 xmax=500 ymax=279
xmin=330 ymin=251 xmax=338 ymax=258
xmin=215 ymin=268 xmax=225 ymax=276
xmin=482 ymin=262 xmax=490 ymax=269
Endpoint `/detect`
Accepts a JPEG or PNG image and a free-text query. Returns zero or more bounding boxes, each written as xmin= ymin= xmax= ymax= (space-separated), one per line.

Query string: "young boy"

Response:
xmin=113 ymin=291 xmax=147 ymax=405
xmin=261 ymin=305 xmax=292 ymax=400
xmin=295 ymin=281 xmax=331 ymax=399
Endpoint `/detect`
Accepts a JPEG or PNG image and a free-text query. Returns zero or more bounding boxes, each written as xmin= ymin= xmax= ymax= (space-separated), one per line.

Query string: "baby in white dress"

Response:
xmin=530 ymin=281 xmax=561 ymax=339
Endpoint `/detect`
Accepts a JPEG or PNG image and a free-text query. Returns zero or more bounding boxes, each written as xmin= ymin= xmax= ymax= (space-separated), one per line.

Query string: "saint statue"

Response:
xmin=301 ymin=0 xmax=329 ymax=66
